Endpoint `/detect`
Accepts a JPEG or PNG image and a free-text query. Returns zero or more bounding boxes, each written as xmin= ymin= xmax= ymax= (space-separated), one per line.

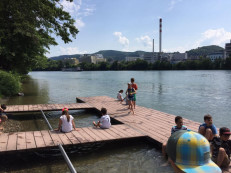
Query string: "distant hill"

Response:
xmin=94 ymin=50 xmax=147 ymax=61
xmin=50 ymin=50 xmax=149 ymax=61
xmin=49 ymin=45 xmax=225 ymax=61
xmin=50 ymin=54 xmax=81 ymax=60
xmin=186 ymin=45 xmax=224 ymax=57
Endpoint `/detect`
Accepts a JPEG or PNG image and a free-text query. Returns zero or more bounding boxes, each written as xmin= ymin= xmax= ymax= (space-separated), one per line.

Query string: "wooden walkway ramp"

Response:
xmin=5 ymin=103 xmax=94 ymax=113
xmin=77 ymin=96 xmax=201 ymax=144
xmin=0 ymin=125 xmax=145 ymax=153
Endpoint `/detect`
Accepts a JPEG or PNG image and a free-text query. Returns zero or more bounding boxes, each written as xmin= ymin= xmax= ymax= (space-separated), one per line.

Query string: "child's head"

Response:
xmin=204 ymin=114 xmax=213 ymax=126
xmin=219 ymin=127 xmax=231 ymax=141
xmin=101 ymin=107 xmax=107 ymax=115
xmin=131 ymin=78 xmax=135 ymax=83
xmin=175 ymin=116 xmax=183 ymax=128
xmin=128 ymin=83 xmax=132 ymax=88
xmin=1 ymin=104 xmax=6 ymax=111
xmin=119 ymin=90 xmax=123 ymax=93
xmin=62 ymin=107 xmax=69 ymax=115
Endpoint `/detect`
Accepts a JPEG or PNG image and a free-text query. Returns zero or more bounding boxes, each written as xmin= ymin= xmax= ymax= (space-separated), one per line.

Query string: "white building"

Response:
xmin=125 ymin=57 xmax=141 ymax=62
xmin=207 ymin=52 xmax=225 ymax=62
xmin=170 ymin=53 xmax=187 ymax=64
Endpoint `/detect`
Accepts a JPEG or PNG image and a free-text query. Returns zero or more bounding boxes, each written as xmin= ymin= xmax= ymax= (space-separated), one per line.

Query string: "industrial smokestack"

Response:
xmin=159 ymin=18 xmax=162 ymax=54
xmin=153 ymin=39 xmax=154 ymax=53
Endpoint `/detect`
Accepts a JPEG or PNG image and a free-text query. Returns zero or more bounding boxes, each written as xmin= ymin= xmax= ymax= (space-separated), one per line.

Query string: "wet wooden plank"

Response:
xmin=34 ymin=131 xmax=46 ymax=148
xmin=17 ymin=132 xmax=26 ymax=150
xmin=48 ymin=131 xmax=63 ymax=145
xmin=25 ymin=131 xmax=36 ymax=149
xmin=7 ymin=132 xmax=18 ymax=151
xmin=41 ymin=130 xmax=54 ymax=147
xmin=0 ymin=133 xmax=9 ymax=151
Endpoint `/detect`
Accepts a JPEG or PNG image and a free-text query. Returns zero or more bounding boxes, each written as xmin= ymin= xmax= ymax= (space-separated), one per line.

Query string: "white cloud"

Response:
xmin=60 ymin=0 xmax=81 ymax=15
xmin=82 ymin=7 xmax=95 ymax=16
xmin=194 ymin=28 xmax=231 ymax=48
xmin=113 ymin=32 xmax=130 ymax=47
xmin=75 ymin=18 xmax=85 ymax=28
xmin=60 ymin=0 xmax=95 ymax=30
xmin=168 ymin=0 xmax=183 ymax=10
xmin=136 ymin=35 xmax=152 ymax=48
xmin=60 ymin=46 xmax=87 ymax=55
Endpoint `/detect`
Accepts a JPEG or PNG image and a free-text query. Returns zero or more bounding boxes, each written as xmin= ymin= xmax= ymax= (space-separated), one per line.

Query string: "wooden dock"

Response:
xmin=1 ymin=96 xmax=201 ymax=153
xmin=0 ymin=125 xmax=145 ymax=153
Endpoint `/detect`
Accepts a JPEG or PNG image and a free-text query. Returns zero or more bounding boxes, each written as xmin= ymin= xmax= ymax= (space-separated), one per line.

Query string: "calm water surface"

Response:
xmin=3 ymin=70 xmax=231 ymax=173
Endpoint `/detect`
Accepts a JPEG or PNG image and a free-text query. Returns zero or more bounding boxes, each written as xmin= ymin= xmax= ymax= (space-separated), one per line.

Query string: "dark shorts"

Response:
xmin=128 ymin=97 xmax=135 ymax=101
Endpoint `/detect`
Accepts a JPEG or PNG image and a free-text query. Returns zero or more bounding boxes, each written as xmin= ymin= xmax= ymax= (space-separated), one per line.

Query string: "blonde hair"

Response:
xmin=62 ymin=110 xmax=70 ymax=122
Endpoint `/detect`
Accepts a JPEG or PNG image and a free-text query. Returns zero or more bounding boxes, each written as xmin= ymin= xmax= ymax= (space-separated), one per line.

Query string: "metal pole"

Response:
xmin=40 ymin=110 xmax=77 ymax=173
xmin=40 ymin=110 xmax=53 ymax=130
xmin=58 ymin=144 xmax=77 ymax=173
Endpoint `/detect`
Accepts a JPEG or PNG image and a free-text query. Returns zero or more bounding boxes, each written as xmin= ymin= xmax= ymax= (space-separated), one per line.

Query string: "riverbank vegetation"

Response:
xmin=34 ymin=57 xmax=231 ymax=71
xmin=0 ymin=0 xmax=78 ymax=97
xmin=0 ymin=71 xmax=21 ymax=98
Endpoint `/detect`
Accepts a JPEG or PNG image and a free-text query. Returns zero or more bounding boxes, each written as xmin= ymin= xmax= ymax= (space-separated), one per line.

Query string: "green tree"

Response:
xmin=0 ymin=0 xmax=78 ymax=74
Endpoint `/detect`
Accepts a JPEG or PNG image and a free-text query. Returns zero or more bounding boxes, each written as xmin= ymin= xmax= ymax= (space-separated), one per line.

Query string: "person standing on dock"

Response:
xmin=126 ymin=83 xmax=136 ymax=115
xmin=56 ymin=107 xmax=77 ymax=133
xmin=130 ymin=78 xmax=138 ymax=109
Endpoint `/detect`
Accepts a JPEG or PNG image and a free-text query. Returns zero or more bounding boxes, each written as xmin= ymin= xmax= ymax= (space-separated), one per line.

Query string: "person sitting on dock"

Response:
xmin=117 ymin=89 xmax=125 ymax=103
xmin=126 ymin=83 xmax=136 ymax=115
xmin=93 ymin=108 xmax=111 ymax=129
xmin=162 ymin=116 xmax=187 ymax=157
xmin=211 ymin=127 xmax=231 ymax=170
xmin=56 ymin=107 xmax=77 ymax=133
xmin=199 ymin=114 xmax=218 ymax=141
xmin=0 ymin=104 xmax=8 ymax=124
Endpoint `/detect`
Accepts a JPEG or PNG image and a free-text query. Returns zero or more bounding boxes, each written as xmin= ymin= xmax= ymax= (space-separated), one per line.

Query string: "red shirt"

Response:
xmin=132 ymin=83 xmax=138 ymax=90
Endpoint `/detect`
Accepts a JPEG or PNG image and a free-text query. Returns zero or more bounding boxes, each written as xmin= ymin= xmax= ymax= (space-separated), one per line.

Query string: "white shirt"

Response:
xmin=117 ymin=92 xmax=123 ymax=100
xmin=99 ymin=115 xmax=111 ymax=129
xmin=60 ymin=115 xmax=74 ymax=132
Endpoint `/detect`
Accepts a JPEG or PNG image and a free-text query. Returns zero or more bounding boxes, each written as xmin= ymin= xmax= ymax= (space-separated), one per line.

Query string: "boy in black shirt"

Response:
xmin=211 ymin=127 xmax=231 ymax=169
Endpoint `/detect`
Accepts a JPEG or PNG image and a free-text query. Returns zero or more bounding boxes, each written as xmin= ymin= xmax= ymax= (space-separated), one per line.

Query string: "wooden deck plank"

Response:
xmin=41 ymin=130 xmax=54 ymax=147
xmin=34 ymin=131 xmax=46 ymax=148
xmin=25 ymin=131 xmax=36 ymax=149
xmin=71 ymin=130 xmax=87 ymax=143
xmin=57 ymin=133 xmax=72 ymax=145
xmin=7 ymin=132 xmax=18 ymax=151
xmin=0 ymin=133 xmax=9 ymax=151
xmin=77 ymin=128 xmax=95 ymax=142
xmin=48 ymin=131 xmax=63 ymax=146
xmin=17 ymin=132 xmax=26 ymax=150
xmin=82 ymin=127 xmax=103 ymax=141
xmin=65 ymin=132 xmax=81 ymax=144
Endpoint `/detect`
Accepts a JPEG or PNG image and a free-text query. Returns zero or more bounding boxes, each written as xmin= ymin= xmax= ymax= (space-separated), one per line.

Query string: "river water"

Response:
xmin=2 ymin=70 xmax=231 ymax=173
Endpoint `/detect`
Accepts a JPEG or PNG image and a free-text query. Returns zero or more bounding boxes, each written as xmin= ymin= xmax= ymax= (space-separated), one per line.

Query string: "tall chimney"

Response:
xmin=159 ymin=18 xmax=162 ymax=54
xmin=153 ymin=39 xmax=154 ymax=53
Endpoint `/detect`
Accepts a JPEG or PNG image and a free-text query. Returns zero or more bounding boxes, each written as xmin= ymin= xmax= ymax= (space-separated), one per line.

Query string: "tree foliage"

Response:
xmin=0 ymin=0 xmax=78 ymax=74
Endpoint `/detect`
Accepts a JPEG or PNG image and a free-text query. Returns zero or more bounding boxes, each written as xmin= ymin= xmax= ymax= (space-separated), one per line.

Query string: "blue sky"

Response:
xmin=47 ymin=0 xmax=231 ymax=57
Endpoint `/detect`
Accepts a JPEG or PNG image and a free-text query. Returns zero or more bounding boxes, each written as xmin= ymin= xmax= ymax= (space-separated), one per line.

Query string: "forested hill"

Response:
xmin=186 ymin=45 xmax=224 ymax=57
xmin=49 ymin=45 xmax=225 ymax=61
xmin=49 ymin=50 xmax=148 ymax=61
xmin=50 ymin=54 xmax=82 ymax=60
